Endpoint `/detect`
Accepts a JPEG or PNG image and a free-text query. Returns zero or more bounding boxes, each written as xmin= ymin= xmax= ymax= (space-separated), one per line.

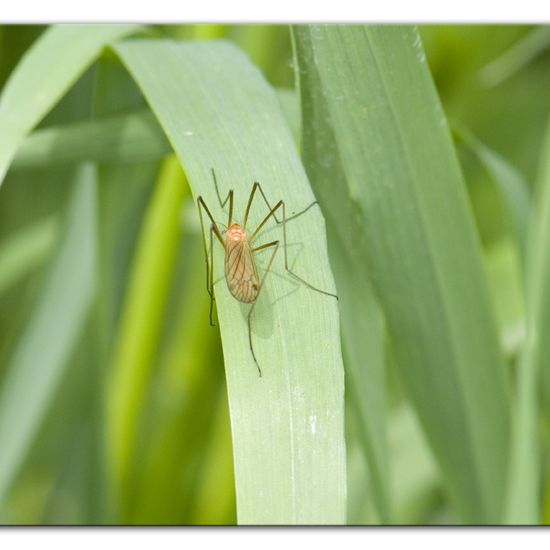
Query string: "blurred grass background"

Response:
xmin=1 ymin=24 xmax=550 ymax=524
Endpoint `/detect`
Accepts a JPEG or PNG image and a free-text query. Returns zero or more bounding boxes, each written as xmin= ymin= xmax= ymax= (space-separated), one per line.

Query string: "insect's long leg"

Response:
xmin=251 ymin=181 xmax=319 ymax=224
xmin=211 ymin=168 xmax=233 ymax=224
xmin=280 ymin=200 xmax=338 ymax=299
xmin=227 ymin=189 xmax=234 ymax=227
xmin=245 ymin=181 xmax=319 ymax=231
xmin=249 ymin=200 xmax=283 ymax=241
xmin=243 ymin=181 xmax=259 ymax=230
xmin=249 ymin=197 xmax=337 ymax=299
xmin=197 ymin=197 xmax=225 ymax=326
xmin=208 ymin=225 xmax=216 ymax=326
xmin=198 ymin=197 xmax=225 ymax=246
xmin=197 ymin=199 xmax=213 ymax=295
xmin=247 ymin=240 xmax=280 ymax=377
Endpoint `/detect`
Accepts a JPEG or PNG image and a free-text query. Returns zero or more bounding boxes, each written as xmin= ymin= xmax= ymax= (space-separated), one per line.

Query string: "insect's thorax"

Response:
xmin=224 ymin=224 xmax=260 ymax=303
xmin=225 ymin=223 xmax=247 ymax=244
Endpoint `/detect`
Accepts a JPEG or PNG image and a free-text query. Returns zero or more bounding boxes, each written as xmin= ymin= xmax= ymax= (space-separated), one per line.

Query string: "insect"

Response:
xmin=197 ymin=169 xmax=337 ymax=377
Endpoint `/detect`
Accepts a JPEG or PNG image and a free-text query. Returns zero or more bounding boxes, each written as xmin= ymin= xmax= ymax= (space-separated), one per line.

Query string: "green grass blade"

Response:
xmin=276 ymin=83 xmax=385 ymax=521
xmin=0 ymin=24 xmax=139 ymax=185
xmin=276 ymin=88 xmax=301 ymax=144
xmin=0 ymin=164 xmax=97 ymax=509
xmin=478 ymin=26 xmax=550 ymax=87
xmin=131 ymin=229 xmax=224 ymax=524
xmin=455 ymin=125 xmax=531 ymax=264
xmin=505 ymin=116 xmax=550 ymax=524
xmin=189 ymin=386 xmax=236 ymax=525
xmin=9 ymin=90 xmax=302 ymax=173
xmin=292 ymin=30 xmax=390 ymax=521
xmin=0 ymin=215 xmax=59 ymax=296
xmin=0 ymin=26 xmax=45 ymax=88
xmin=455 ymin=127 xmax=528 ymax=355
xmin=113 ymin=38 xmax=346 ymax=525
xmin=337 ymin=255 xmax=389 ymax=522
xmin=293 ymin=25 xmax=510 ymax=523
xmin=11 ymin=109 xmax=170 ymax=171
xmin=90 ymin=53 xmax=163 ymax=523
xmin=541 ymin=121 xmax=550 ymax=421
xmin=106 ymin=156 xmax=188 ymax=516
xmin=483 ymin=239 xmax=525 ymax=358
xmin=389 ymin=404 xmax=440 ymax=524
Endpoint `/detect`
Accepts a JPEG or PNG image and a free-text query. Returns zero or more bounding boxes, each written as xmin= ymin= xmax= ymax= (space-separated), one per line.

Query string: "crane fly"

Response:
xmin=197 ymin=169 xmax=337 ymax=377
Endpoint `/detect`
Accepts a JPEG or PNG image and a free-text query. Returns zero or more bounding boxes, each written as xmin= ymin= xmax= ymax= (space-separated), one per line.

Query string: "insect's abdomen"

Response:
xmin=224 ymin=238 xmax=260 ymax=303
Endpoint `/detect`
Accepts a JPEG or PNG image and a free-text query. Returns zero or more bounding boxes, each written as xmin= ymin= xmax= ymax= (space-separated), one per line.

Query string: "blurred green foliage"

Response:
xmin=1 ymin=23 xmax=550 ymax=525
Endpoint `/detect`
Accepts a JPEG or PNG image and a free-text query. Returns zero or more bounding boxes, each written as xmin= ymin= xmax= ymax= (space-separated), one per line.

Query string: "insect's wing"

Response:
xmin=225 ymin=240 xmax=260 ymax=303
